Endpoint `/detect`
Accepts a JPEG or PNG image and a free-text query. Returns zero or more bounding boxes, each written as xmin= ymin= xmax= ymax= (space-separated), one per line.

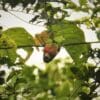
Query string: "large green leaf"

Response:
xmin=3 ymin=27 xmax=34 ymax=62
xmin=3 ymin=27 xmax=33 ymax=46
xmin=79 ymin=0 xmax=88 ymax=6
xmin=48 ymin=21 xmax=89 ymax=63
xmin=0 ymin=34 xmax=17 ymax=65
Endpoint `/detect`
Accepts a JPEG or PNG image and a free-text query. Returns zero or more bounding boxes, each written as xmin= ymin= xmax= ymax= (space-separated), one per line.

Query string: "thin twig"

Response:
xmin=63 ymin=41 xmax=100 ymax=46
xmin=0 ymin=41 xmax=100 ymax=49
xmin=7 ymin=11 xmax=45 ymax=27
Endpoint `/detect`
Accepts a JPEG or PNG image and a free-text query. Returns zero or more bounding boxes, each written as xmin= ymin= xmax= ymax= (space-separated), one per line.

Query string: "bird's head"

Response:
xmin=43 ymin=43 xmax=60 ymax=63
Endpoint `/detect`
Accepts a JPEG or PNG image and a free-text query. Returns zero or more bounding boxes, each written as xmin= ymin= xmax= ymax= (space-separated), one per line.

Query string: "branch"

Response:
xmin=63 ymin=41 xmax=100 ymax=46
xmin=6 ymin=11 xmax=46 ymax=27
xmin=0 ymin=9 xmax=34 ymax=15
xmin=0 ymin=41 xmax=100 ymax=49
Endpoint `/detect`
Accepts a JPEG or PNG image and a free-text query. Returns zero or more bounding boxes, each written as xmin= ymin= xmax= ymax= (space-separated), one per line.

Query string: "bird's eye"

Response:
xmin=43 ymin=53 xmax=54 ymax=63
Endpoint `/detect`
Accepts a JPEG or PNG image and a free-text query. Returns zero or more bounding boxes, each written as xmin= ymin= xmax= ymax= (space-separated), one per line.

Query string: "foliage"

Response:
xmin=0 ymin=0 xmax=100 ymax=100
xmin=47 ymin=20 xmax=90 ymax=63
xmin=0 ymin=27 xmax=34 ymax=66
xmin=0 ymin=52 xmax=100 ymax=100
xmin=34 ymin=20 xmax=89 ymax=63
xmin=0 ymin=34 xmax=17 ymax=65
xmin=3 ymin=27 xmax=33 ymax=46
xmin=0 ymin=0 xmax=99 ymax=28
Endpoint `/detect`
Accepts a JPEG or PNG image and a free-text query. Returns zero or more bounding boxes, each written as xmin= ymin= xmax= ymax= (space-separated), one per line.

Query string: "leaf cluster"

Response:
xmin=0 ymin=27 xmax=34 ymax=66
xmin=1 ymin=0 xmax=99 ymax=29
xmin=0 ymin=50 xmax=100 ymax=100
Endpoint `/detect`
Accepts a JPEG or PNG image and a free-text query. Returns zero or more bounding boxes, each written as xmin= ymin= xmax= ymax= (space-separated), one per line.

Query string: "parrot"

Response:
xmin=34 ymin=20 xmax=88 ymax=63
xmin=43 ymin=43 xmax=60 ymax=63
xmin=34 ymin=31 xmax=60 ymax=63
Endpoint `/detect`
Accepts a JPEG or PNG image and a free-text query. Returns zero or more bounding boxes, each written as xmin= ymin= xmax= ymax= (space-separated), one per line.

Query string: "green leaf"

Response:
xmin=82 ymin=86 xmax=90 ymax=94
xmin=3 ymin=27 xmax=34 ymax=62
xmin=8 ymin=95 xmax=16 ymax=100
xmin=79 ymin=0 xmax=88 ymax=6
xmin=0 ymin=85 xmax=5 ymax=93
xmin=8 ymin=75 xmax=18 ymax=87
xmin=21 ymin=66 xmax=35 ymax=81
xmin=3 ymin=27 xmax=33 ymax=46
xmin=66 ymin=1 xmax=77 ymax=9
xmin=7 ymin=70 xmax=20 ymax=82
xmin=23 ymin=47 xmax=33 ymax=61
xmin=0 ymin=34 xmax=17 ymax=65
xmin=93 ymin=17 xmax=100 ymax=28
xmin=48 ymin=20 xmax=89 ymax=63
xmin=55 ymin=81 xmax=70 ymax=97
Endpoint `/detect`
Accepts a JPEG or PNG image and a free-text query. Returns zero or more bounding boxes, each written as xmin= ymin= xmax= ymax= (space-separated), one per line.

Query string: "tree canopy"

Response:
xmin=0 ymin=0 xmax=100 ymax=100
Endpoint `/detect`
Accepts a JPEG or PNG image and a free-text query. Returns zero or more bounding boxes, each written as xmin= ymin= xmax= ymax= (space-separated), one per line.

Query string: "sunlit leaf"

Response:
xmin=0 ymin=34 xmax=17 ymax=65
xmin=48 ymin=20 xmax=89 ymax=63
xmin=2 ymin=28 xmax=34 ymax=62
xmin=79 ymin=0 xmax=88 ymax=6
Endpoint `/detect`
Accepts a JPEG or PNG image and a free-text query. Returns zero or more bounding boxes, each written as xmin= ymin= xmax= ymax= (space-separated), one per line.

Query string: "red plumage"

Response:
xmin=43 ymin=44 xmax=60 ymax=63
